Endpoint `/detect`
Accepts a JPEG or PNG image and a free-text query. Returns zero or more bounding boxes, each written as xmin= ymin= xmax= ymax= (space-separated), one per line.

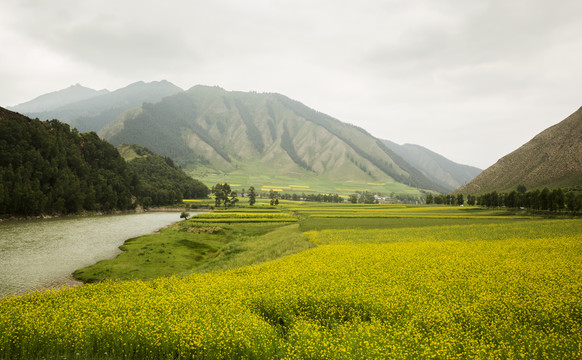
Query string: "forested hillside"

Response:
xmin=0 ymin=107 xmax=138 ymax=216
xmin=118 ymin=144 xmax=209 ymax=206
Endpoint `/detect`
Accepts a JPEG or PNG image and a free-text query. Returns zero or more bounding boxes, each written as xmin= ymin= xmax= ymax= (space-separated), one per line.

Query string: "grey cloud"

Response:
xmin=0 ymin=0 xmax=580 ymax=168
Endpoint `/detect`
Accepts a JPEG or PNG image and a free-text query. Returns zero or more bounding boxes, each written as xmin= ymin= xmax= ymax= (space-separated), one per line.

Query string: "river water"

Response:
xmin=0 ymin=212 xmax=185 ymax=297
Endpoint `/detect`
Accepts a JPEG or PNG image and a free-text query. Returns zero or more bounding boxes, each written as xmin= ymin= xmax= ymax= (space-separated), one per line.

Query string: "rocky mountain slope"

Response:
xmin=101 ymin=85 xmax=449 ymax=192
xmin=455 ymin=106 xmax=582 ymax=194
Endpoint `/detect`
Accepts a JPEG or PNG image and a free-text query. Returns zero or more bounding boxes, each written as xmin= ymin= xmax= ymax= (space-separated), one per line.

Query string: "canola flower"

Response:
xmin=1 ymin=212 xmax=581 ymax=359
xmin=189 ymin=212 xmax=297 ymax=223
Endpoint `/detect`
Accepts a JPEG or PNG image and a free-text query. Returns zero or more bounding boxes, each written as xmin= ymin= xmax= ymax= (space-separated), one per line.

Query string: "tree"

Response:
xmin=456 ymin=194 xmax=464 ymax=206
xmin=212 ymin=184 xmax=223 ymax=208
xmin=229 ymin=190 xmax=239 ymax=208
xmin=269 ymin=189 xmax=278 ymax=206
xmin=362 ymin=192 xmax=376 ymax=204
xmin=425 ymin=193 xmax=433 ymax=204
xmin=550 ymin=188 xmax=565 ymax=212
xmin=517 ymin=184 xmax=527 ymax=194
xmin=248 ymin=186 xmax=257 ymax=206
xmin=566 ymin=191 xmax=579 ymax=213
xmin=349 ymin=194 xmax=359 ymax=204
xmin=490 ymin=191 xmax=499 ymax=207
xmin=540 ymin=187 xmax=550 ymax=210
xmin=212 ymin=183 xmax=233 ymax=208
xmin=180 ymin=212 xmax=190 ymax=220
xmin=505 ymin=191 xmax=518 ymax=208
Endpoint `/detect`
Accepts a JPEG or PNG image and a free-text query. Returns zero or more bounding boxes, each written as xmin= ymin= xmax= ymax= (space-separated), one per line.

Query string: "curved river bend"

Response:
xmin=0 ymin=212 xmax=186 ymax=296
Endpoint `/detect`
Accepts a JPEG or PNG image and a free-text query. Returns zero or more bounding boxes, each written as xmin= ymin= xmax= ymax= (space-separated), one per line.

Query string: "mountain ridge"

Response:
xmin=22 ymin=80 xmax=183 ymax=133
xmin=10 ymin=82 xmax=484 ymax=196
xmin=102 ymin=85 xmax=450 ymax=193
xmin=8 ymin=84 xmax=109 ymax=113
xmin=382 ymin=140 xmax=482 ymax=192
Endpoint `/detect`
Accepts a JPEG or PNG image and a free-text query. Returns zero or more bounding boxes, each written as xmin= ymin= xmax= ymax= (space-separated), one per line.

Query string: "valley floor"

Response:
xmin=1 ymin=202 xmax=581 ymax=359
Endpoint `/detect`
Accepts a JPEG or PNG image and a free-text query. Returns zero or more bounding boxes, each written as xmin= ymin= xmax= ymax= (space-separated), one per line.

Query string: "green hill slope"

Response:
xmin=102 ymin=86 xmax=448 ymax=195
xmin=455 ymin=106 xmax=582 ymax=194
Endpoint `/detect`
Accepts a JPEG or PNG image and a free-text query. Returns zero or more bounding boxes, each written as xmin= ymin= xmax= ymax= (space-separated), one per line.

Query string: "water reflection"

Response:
xmin=0 ymin=212 xmax=185 ymax=296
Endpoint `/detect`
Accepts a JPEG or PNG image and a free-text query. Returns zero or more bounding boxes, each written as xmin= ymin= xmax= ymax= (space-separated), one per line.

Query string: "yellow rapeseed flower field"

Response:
xmin=1 ymin=205 xmax=581 ymax=359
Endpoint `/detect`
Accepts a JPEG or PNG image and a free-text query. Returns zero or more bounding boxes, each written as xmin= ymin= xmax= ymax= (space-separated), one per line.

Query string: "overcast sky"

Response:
xmin=1 ymin=0 xmax=580 ymax=169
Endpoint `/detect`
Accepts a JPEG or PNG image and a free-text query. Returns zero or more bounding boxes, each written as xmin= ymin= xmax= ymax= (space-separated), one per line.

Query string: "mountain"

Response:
xmin=0 ymin=107 xmax=138 ymax=216
xmin=8 ymin=84 xmax=109 ymax=113
xmin=117 ymin=144 xmax=209 ymax=206
xmin=22 ymin=80 xmax=183 ymax=133
xmin=102 ymin=85 xmax=449 ymax=193
xmin=382 ymin=140 xmax=482 ymax=192
xmin=455 ymin=107 xmax=582 ymax=195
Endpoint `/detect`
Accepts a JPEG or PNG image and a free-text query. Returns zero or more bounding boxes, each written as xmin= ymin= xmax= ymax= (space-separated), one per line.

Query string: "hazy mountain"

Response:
xmin=382 ymin=140 xmax=482 ymax=192
xmin=8 ymin=84 xmax=109 ymax=113
xmin=102 ymin=85 xmax=448 ymax=193
xmin=455 ymin=106 xmax=582 ymax=194
xmin=23 ymin=80 xmax=183 ymax=133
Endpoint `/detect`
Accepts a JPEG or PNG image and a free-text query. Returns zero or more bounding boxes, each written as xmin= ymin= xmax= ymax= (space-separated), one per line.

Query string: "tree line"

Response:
xmin=425 ymin=185 xmax=582 ymax=213
xmin=425 ymin=193 xmax=466 ymax=206
xmin=473 ymin=186 xmax=582 ymax=213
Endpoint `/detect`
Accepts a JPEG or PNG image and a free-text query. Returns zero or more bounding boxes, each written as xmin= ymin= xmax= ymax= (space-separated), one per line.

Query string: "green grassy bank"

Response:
xmin=73 ymin=208 xmax=311 ymax=282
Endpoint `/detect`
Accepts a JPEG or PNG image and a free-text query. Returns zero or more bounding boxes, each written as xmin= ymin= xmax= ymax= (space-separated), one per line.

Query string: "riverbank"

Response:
xmin=146 ymin=207 xmax=212 ymax=212
xmin=0 ymin=208 xmax=146 ymax=222
xmin=0 ymin=204 xmax=212 ymax=222
xmin=39 ymin=275 xmax=84 ymax=292
xmin=1 ymin=275 xmax=84 ymax=298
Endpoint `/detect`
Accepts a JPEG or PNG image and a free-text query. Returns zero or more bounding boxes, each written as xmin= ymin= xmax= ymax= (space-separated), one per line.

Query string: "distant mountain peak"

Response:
xmin=381 ymin=140 xmax=482 ymax=192
xmin=8 ymin=84 xmax=109 ymax=114
xmin=15 ymin=80 xmax=184 ymax=133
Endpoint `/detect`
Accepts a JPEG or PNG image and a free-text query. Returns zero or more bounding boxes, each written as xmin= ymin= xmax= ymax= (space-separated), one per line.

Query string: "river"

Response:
xmin=0 ymin=212 xmax=187 ymax=297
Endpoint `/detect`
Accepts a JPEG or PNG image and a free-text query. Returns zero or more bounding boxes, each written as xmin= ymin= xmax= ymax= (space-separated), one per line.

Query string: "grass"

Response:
xmin=298 ymin=216 xmax=533 ymax=232
xmin=2 ymin=203 xmax=581 ymax=359
xmin=191 ymin=161 xmax=423 ymax=198
xmin=194 ymin=223 xmax=314 ymax=273
xmin=72 ymin=223 xmax=224 ymax=282
xmin=73 ymin=209 xmax=305 ymax=282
